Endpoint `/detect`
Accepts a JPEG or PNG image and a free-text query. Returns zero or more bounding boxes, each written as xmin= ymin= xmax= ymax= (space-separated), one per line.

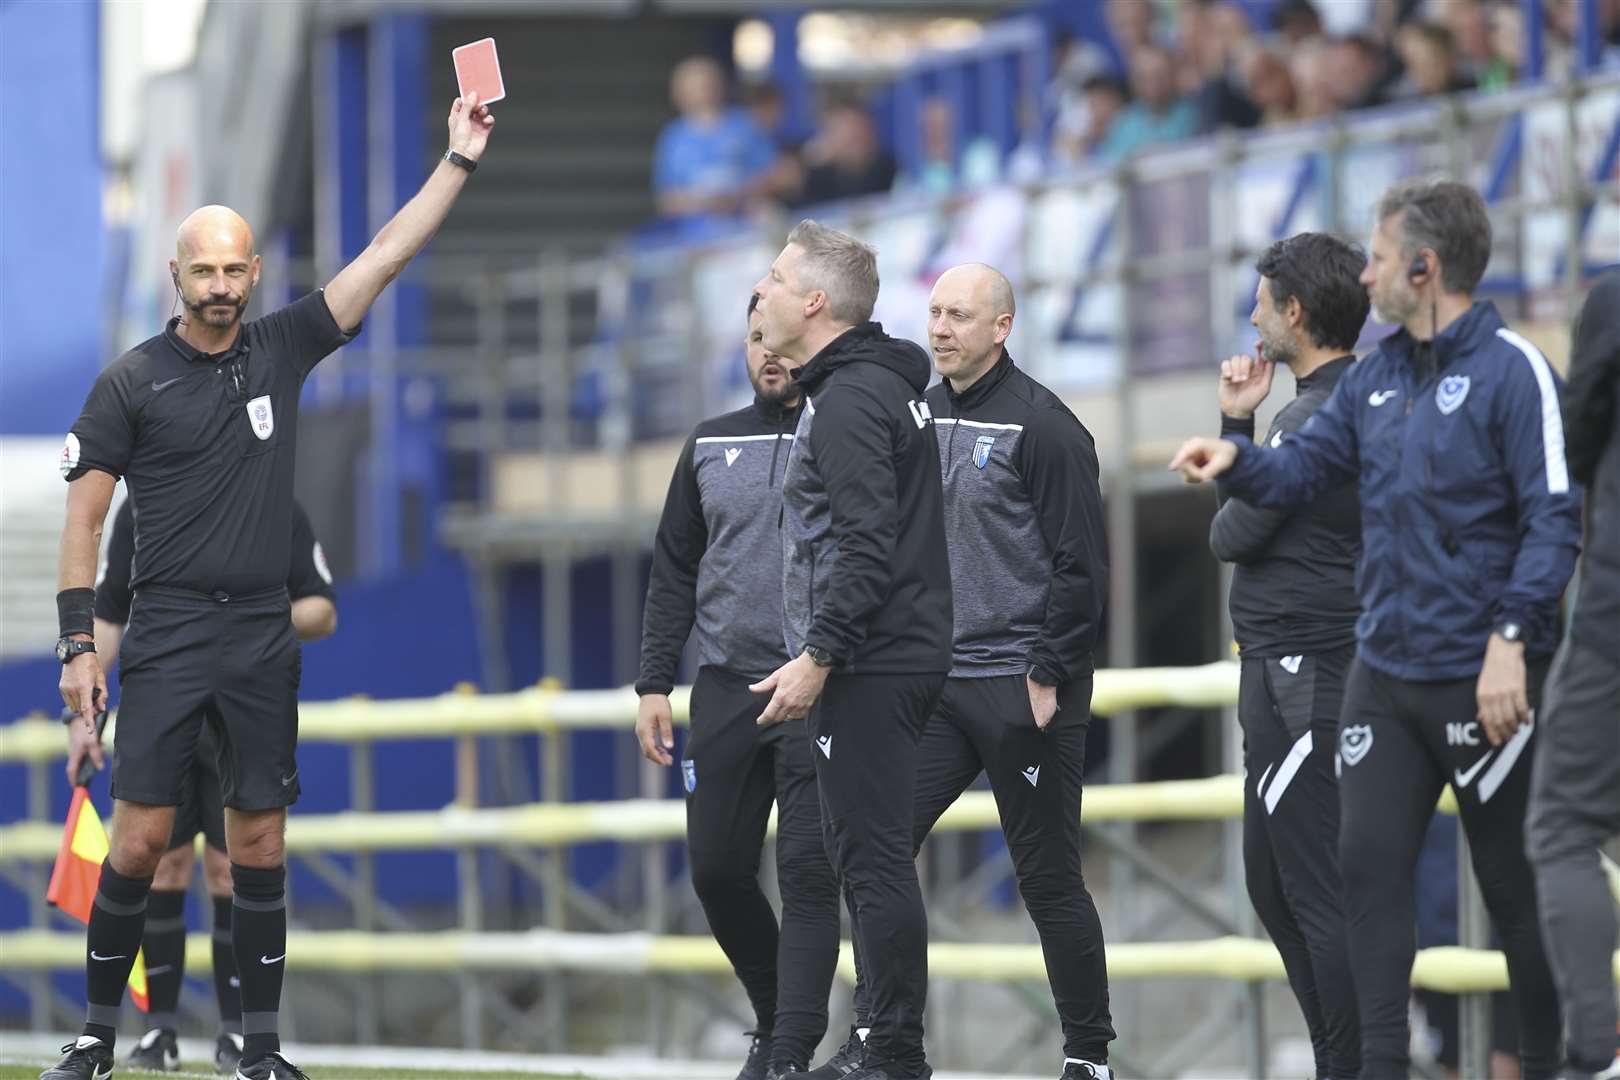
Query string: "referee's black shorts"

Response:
xmin=164 ymin=723 xmax=228 ymax=853
xmin=113 ymin=585 xmax=301 ymax=812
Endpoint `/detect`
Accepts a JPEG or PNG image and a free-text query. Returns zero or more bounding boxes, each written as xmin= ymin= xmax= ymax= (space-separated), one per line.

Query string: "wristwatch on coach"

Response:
xmin=56 ymin=637 xmax=96 ymax=664
xmin=1494 ymin=620 xmax=1522 ymax=643
xmin=803 ymin=645 xmax=837 ymax=668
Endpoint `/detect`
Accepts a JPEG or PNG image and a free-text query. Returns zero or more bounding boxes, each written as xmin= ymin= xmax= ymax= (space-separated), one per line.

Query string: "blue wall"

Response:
xmin=0 ymin=0 xmax=106 ymax=435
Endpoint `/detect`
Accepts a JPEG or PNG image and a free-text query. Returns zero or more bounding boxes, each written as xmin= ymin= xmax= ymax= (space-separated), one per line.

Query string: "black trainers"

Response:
xmin=1060 ymin=1062 xmax=1113 ymax=1080
xmin=766 ymin=1066 xmax=805 ymax=1080
xmin=805 ymin=1027 xmax=866 ymax=1079
xmin=737 ymin=1030 xmax=773 ymax=1080
xmin=39 ymin=1036 xmax=113 ymax=1080
xmin=843 ymin=1066 xmax=931 ymax=1080
xmin=214 ymin=1034 xmax=244 ymax=1075
xmin=234 ymin=1051 xmax=310 ymax=1080
xmin=125 ymin=1027 xmax=180 ymax=1072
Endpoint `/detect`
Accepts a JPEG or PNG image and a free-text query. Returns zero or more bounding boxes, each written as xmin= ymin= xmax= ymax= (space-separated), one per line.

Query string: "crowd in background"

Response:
xmin=649 ymin=0 xmax=1620 ymax=236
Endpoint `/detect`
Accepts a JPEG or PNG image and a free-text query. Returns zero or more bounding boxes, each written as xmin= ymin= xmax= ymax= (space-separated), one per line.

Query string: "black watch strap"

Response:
xmin=57 ymin=637 xmax=96 ymax=664
xmin=443 ymin=149 xmax=477 ymax=173
xmin=804 ymin=645 xmax=836 ymax=668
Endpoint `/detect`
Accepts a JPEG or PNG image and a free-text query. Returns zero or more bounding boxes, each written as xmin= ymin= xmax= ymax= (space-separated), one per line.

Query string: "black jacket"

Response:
xmin=636 ymin=395 xmax=801 ymax=696
xmin=779 ymin=323 xmax=953 ymax=673
xmin=1213 ymin=355 xmax=1361 ymax=658
xmin=925 ymin=352 xmax=1107 ymax=683
xmin=1564 ymin=271 xmax=1620 ymax=652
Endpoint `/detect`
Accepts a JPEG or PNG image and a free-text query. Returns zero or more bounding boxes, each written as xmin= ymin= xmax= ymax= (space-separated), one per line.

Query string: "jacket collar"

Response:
xmin=1296 ymin=354 xmax=1355 ymax=394
xmin=791 ymin=322 xmax=884 ymax=394
xmin=751 ymin=392 xmax=801 ymax=426
xmin=1380 ymin=300 xmax=1503 ymax=372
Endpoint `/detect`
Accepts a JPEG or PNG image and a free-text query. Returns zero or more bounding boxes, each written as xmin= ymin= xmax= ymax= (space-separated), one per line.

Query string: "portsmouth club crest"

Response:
xmin=1339 ymin=724 xmax=1374 ymax=767
xmin=972 ymin=435 xmax=995 ymax=469
xmin=681 ymin=759 xmax=697 ymax=794
xmin=1435 ymin=374 xmax=1470 ymax=415
xmin=247 ymin=395 xmax=274 ymax=440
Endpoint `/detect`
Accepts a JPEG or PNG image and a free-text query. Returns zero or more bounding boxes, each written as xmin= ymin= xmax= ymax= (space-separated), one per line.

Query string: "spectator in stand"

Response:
xmin=652 ymin=56 xmax=774 ymax=237
xmin=1106 ymin=0 xmax=1158 ymax=58
xmin=1188 ymin=2 xmax=1265 ymax=132
xmin=744 ymin=80 xmax=808 ymax=206
xmin=906 ymin=97 xmax=959 ymax=196
xmin=1241 ymin=44 xmax=1301 ymax=127
xmin=1393 ymin=23 xmax=1477 ymax=97
xmin=1490 ymin=2 xmax=1529 ymax=83
xmin=1055 ymin=73 xmax=1130 ymax=165
xmin=1273 ymin=0 xmax=1325 ymax=47
xmin=1098 ymin=43 xmax=1200 ymax=161
xmin=791 ymin=100 xmax=897 ymax=207
xmin=1441 ymin=0 xmax=1512 ymax=89
xmin=1326 ymin=34 xmax=1398 ymax=110
xmin=1289 ymin=39 xmax=1341 ymax=120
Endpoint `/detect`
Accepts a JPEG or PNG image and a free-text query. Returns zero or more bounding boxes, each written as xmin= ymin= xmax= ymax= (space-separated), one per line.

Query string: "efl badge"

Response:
xmin=59 ymin=433 xmax=81 ymax=479
xmin=1339 ymin=724 xmax=1373 ymax=767
xmin=1435 ymin=375 xmax=1470 ymax=415
xmin=681 ymin=759 xmax=697 ymax=794
xmin=972 ymin=435 xmax=995 ymax=469
xmin=247 ymin=395 xmax=274 ymax=440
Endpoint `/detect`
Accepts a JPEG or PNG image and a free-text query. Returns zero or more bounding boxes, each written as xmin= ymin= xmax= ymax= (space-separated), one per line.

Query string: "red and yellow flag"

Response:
xmin=47 ymin=787 xmax=149 ymax=1012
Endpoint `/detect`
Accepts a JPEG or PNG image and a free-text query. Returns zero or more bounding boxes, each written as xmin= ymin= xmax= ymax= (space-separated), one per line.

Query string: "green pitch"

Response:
xmin=0 ymin=1067 xmax=586 ymax=1080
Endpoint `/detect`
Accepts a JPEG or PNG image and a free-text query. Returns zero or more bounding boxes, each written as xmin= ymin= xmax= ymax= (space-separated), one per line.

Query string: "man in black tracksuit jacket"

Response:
xmin=1209 ymin=234 xmax=1368 ymax=1080
xmin=635 ymin=300 xmax=840 ymax=1080
xmin=1526 ymin=270 xmax=1620 ymax=1080
xmin=751 ymin=220 xmax=952 ymax=1080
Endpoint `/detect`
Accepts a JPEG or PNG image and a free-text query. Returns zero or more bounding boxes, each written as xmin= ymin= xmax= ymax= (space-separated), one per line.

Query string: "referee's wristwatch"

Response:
xmin=56 ymin=637 xmax=96 ymax=664
xmin=803 ymin=645 xmax=837 ymax=668
xmin=1493 ymin=620 xmax=1522 ymax=644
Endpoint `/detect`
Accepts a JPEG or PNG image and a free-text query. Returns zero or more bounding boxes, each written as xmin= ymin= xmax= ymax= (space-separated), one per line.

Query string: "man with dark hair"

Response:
xmin=1210 ymin=233 xmax=1368 ymax=1080
xmin=1526 ymin=271 xmax=1620 ymax=1080
xmin=47 ymin=93 xmax=495 ymax=1080
xmin=1171 ymin=178 xmax=1581 ymax=1080
xmin=635 ymin=297 xmax=840 ymax=1080
xmin=751 ymin=220 xmax=952 ymax=1080
xmin=69 ymin=497 xmax=337 ymax=1075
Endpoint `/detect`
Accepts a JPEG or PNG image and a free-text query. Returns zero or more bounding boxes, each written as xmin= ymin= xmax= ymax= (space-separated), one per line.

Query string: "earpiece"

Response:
xmin=172 ymin=270 xmax=180 ymax=289
xmin=1408 ymin=256 xmax=1429 ymax=283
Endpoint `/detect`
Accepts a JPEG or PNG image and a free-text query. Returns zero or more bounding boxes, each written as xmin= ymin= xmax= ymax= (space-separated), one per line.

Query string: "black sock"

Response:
xmin=211 ymin=894 xmax=242 ymax=1033
xmin=231 ymin=863 xmax=286 ymax=1063
xmin=142 ymin=888 xmax=187 ymax=1028
xmin=83 ymin=859 xmax=154 ymax=1048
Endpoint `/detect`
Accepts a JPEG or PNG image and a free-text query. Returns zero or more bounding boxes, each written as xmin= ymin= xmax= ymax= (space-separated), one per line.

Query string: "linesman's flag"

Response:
xmin=47 ymin=786 xmax=149 ymax=1012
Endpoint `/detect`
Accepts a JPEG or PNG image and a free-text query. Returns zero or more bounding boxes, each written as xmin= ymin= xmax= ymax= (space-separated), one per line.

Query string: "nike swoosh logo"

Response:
xmin=151 ymin=375 xmax=187 ymax=393
xmin=1368 ymin=389 xmax=1399 ymax=406
xmin=89 ymin=951 xmax=128 ymax=961
xmin=260 ymin=953 xmax=286 ymax=965
xmin=279 ymin=771 xmax=297 ymax=786
xmin=1454 ymin=751 xmax=1495 ymax=788
xmin=94 ymin=1067 xmax=112 ymax=1080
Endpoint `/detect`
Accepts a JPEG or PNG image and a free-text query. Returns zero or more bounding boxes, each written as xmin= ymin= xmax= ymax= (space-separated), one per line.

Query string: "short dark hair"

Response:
xmin=1255 ymin=232 xmax=1371 ymax=351
xmin=1082 ymin=73 xmax=1129 ymax=100
xmin=1375 ymin=178 xmax=1493 ymax=295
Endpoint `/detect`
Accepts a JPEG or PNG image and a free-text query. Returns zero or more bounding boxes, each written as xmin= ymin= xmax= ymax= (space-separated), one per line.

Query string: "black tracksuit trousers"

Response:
xmin=1240 ymin=647 xmax=1360 ymax=1080
xmin=850 ymin=674 xmax=1115 ymax=1064
xmin=685 ymin=666 xmax=842 ymax=1069
xmin=809 ymin=671 xmax=945 ymax=1077
xmin=1336 ymin=656 xmax=1562 ymax=1080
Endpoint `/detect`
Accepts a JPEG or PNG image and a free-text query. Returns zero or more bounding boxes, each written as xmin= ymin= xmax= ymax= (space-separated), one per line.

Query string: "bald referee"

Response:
xmin=45 ymin=93 xmax=495 ymax=1080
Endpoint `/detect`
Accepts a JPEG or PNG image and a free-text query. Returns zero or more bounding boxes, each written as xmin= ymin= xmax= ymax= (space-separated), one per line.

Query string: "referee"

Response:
xmin=635 ymin=297 xmax=840 ymax=1080
xmin=751 ymin=220 xmax=952 ymax=1080
xmin=1527 ymin=271 xmax=1620 ymax=1080
xmin=1209 ymin=234 xmax=1367 ymax=1080
xmin=47 ymin=94 xmax=495 ymax=1080
xmin=67 ymin=497 xmax=337 ymax=1075
xmin=1171 ymin=179 xmax=1580 ymax=1080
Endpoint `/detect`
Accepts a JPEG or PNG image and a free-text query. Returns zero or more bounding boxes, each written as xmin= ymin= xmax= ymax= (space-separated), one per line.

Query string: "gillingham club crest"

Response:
xmin=1435 ymin=374 xmax=1470 ymax=415
xmin=247 ymin=395 xmax=274 ymax=440
xmin=972 ymin=435 xmax=995 ymax=469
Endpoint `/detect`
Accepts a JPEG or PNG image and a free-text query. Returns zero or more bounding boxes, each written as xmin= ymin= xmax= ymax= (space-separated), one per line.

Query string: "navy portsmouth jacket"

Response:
xmin=1219 ymin=301 xmax=1582 ymax=681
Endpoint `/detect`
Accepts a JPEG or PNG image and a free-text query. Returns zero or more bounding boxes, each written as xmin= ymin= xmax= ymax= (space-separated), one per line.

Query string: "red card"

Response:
xmin=452 ymin=38 xmax=505 ymax=107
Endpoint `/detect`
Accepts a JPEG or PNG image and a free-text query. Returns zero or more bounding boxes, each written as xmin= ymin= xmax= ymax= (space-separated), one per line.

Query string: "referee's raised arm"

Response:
xmin=321 ymin=93 xmax=496 ymax=332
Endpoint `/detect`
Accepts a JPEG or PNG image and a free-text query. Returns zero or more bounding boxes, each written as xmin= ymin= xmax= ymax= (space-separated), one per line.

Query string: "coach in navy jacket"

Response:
xmin=1172 ymin=179 xmax=1579 ymax=1080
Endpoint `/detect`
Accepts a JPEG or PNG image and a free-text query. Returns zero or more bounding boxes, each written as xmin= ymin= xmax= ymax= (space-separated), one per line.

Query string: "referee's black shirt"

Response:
xmin=62 ymin=291 xmax=356 ymax=597
xmin=96 ymin=497 xmax=338 ymax=625
xmin=1212 ymin=355 xmax=1361 ymax=658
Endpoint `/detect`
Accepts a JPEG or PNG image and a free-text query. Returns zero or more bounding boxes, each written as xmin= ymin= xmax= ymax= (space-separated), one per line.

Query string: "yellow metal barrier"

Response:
xmin=5 ymin=929 xmax=1611 ymax=992
xmin=0 ymin=662 xmax=1242 ymax=764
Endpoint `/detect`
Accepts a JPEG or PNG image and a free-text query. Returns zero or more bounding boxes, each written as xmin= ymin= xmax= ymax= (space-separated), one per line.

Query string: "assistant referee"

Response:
xmin=46 ymin=94 xmax=495 ymax=1080
xmin=68 ymin=497 xmax=337 ymax=1076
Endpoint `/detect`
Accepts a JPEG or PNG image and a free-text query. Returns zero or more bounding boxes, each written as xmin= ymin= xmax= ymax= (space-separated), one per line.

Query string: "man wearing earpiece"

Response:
xmin=1170 ymin=178 xmax=1582 ymax=1080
